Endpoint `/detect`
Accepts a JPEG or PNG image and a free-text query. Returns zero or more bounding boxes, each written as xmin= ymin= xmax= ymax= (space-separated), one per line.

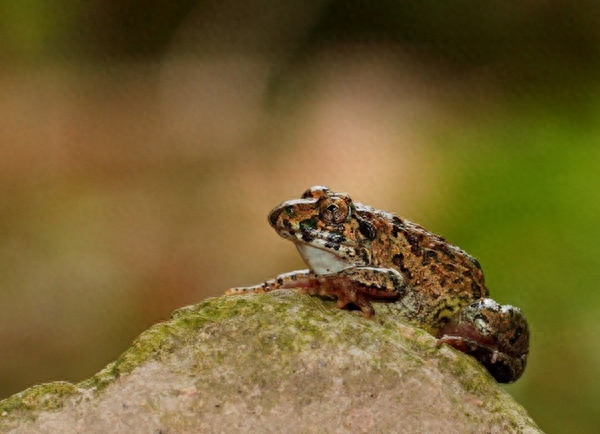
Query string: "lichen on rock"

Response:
xmin=0 ymin=291 xmax=542 ymax=433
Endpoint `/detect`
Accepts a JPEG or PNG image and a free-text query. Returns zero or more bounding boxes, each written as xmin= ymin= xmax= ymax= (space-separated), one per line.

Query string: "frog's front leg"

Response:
xmin=315 ymin=267 xmax=405 ymax=317
xmin=436 ymin=298 xmax=530 ymax=383
xmin=225 ymin=270 xmax=318 ymax=295
xmin=225 ymin=267 xmax=404 ymax=318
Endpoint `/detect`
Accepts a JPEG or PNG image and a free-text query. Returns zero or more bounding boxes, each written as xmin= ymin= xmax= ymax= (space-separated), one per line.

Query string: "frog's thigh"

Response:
xmin=437 ymin=298 xmax=529 ymax=383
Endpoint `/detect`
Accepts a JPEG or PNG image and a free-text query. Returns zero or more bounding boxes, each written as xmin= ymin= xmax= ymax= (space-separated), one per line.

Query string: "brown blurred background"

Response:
xmin=1 ymin=2 xmax=600 ymax=433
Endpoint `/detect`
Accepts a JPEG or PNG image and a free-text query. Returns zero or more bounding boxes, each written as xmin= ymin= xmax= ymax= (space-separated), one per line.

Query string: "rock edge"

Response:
xmin=0 ymin=291 xmax=542 ymax=433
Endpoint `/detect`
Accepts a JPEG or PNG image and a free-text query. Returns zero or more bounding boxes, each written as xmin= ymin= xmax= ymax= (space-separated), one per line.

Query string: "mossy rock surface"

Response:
xmin=0 ymin=291 xmax=542 ymax=433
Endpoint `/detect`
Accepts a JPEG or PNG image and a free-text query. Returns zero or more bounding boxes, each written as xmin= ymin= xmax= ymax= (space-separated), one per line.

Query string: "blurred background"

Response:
xmin=1 ymin=1 xmax=599 ymax=432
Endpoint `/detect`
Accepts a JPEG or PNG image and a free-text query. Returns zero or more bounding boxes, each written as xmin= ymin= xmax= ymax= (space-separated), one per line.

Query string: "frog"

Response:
xmin=225 ymin=186 xmax=529 ymax=383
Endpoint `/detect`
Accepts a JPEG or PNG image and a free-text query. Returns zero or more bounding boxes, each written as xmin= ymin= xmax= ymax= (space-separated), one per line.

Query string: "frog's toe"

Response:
xmin=354 ymin=296 xmax=375 ymax=318
xmin=331 ymin=292 xmax=374 ymax=317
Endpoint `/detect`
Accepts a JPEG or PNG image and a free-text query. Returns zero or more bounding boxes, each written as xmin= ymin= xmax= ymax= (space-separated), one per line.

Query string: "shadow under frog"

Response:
xmin=226 ymin=186 xmax=530 ymax=383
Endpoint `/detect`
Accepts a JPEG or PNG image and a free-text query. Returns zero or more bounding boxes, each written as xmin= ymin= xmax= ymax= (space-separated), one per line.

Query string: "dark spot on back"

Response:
xmin=357 ymin=217 xmax=377 ymax=240
xmin=421 ymin=249 xmax=438 ymax=266
xmin=392 ymin=253 xmax=403 ymax=268
xmin=470 ymin=281 xmax=483 ymax=299
xmin=392 ymin=253 xmax=410 ymax=274
xmin=404 ymin=232 xmax=423 ymax=256
xmin=442 ymin=262 xmax=457 ymax=272
xmin=439 ymin=244 xmax=455 ymax=258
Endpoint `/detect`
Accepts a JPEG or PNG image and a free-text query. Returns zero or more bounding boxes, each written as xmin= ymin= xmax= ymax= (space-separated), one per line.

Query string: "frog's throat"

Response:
xmin=295 ymin=242 xmax=365 ymax=275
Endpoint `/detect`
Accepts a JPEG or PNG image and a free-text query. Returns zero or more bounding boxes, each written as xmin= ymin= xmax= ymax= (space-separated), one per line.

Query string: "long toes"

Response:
xmin=361 ymin=306 xmax=375 ymax=318
xmin=354 ymin=297 xmax=375 ymax=318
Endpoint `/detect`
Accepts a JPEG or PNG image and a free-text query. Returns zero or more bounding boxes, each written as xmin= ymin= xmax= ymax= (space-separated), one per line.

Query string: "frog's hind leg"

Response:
xmin=225 ymin=270 xmax=317 ymax=295
xmin=436 ymin=298 xmax=530 ymax=383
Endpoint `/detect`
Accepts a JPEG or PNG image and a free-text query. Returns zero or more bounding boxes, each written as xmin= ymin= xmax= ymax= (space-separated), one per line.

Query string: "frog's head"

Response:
xmin=268 ymin=186 xmax=376 ymax=275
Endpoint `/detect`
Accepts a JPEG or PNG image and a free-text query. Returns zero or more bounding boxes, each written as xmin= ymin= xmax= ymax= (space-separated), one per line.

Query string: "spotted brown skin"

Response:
xmin=436 ymin=298 xmax=529 ymax=383
xmin=226 ymin=186 xmax=530 ymax=383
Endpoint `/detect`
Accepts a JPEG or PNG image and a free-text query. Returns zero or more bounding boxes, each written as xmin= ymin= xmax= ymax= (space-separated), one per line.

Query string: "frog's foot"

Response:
xmin=316 ymin=269 xmax=403 ymax=318
xmin=436 ymin=298 xmax=529 ymax=383
xmin=436 ymin=335 xmax=527 ymax=384
xmin=225 ymin=270 xmax=317 ymax=295
xmin=333 ymin=287 xmax=376 ymax=318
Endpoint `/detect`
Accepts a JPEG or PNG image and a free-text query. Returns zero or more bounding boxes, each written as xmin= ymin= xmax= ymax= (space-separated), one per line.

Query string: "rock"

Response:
xmin=0 ymin=291 xmax=542 ymax=433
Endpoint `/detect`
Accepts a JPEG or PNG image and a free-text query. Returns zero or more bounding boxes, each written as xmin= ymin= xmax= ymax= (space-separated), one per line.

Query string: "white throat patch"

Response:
xmin=295 ymin=243 xmax=353 ymax=275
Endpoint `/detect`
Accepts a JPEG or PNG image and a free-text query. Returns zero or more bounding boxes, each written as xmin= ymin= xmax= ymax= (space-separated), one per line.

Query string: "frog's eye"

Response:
xmin=319 ymin=197 xmax=350 ymax=224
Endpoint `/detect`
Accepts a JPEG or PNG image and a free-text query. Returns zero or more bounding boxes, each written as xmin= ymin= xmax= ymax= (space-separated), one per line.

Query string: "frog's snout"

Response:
xmin=268 ymin=205 xmax=284 ymax=228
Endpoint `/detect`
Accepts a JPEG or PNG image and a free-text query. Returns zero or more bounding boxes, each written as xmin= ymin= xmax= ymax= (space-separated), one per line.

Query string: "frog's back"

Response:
xmin=357 ymin=205 xmax=489 ymax=329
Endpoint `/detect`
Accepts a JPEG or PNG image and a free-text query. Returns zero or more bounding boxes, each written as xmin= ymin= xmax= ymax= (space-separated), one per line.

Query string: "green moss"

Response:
xmin=79 ymin=296 xmax=245 ymax=391
xmin=0 ymin=381 xmax=78 ymax=414
xmin=0 ymin=295 xmax=260 ymax=417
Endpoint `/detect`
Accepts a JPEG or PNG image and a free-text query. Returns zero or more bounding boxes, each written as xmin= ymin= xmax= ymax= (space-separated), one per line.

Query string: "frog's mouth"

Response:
xmin=278 ymin=226 xmax=368 ymax=275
